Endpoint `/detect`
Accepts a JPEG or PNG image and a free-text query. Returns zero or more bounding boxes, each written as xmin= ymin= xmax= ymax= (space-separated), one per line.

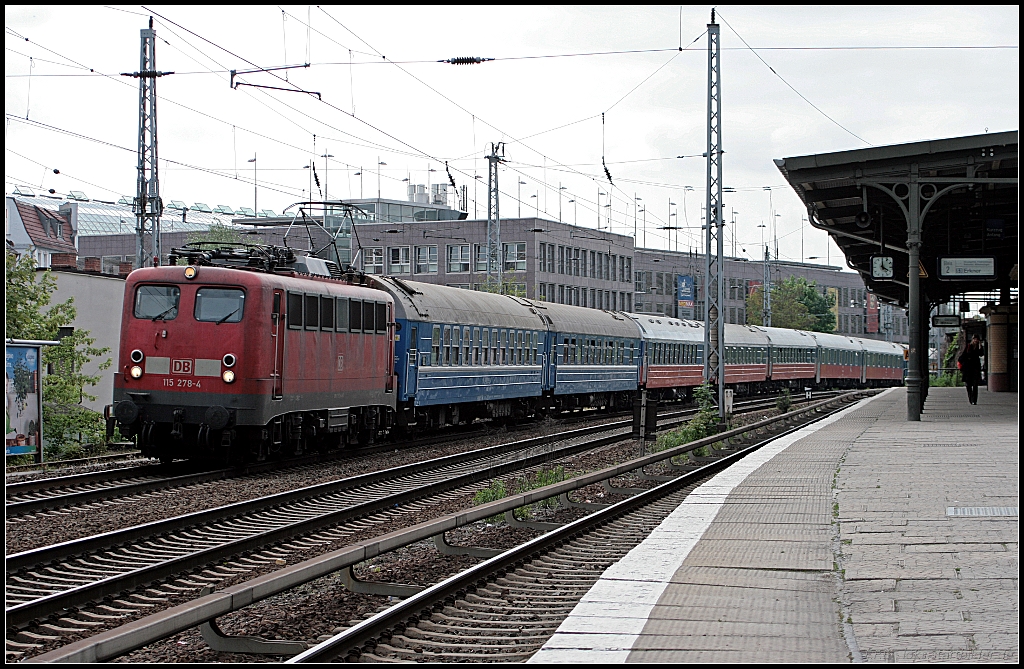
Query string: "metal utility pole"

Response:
xmin=486 ymin=142 xmax=505 ymax=287
xmin=123 ymin=17 xmax=172 ymax=269
xmin=703 ymin=9 xmax=726 ymax=418
xmin=762 ymin=244 xmax=772 ymax=327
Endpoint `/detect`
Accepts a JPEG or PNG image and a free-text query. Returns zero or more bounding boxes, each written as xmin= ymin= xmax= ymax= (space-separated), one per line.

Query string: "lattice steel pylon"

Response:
xmin=763 ymin=244 xmax=772 ymax=327
xmin=123 ymin=17 xmax=171 ymax=269
xmin=485 ymin=142 xmax=505 ymax=288
xmin=703 ymin=11 xmax=726 ymax=418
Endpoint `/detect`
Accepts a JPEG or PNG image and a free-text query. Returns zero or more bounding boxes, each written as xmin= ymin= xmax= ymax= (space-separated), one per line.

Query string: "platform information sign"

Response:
xmin=938 ymin=257 xmax=996 ymax=281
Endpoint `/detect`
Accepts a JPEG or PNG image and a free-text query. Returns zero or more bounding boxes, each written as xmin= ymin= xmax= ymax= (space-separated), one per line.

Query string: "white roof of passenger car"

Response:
xmin=623 ymin=313 xmax=704 ymax=342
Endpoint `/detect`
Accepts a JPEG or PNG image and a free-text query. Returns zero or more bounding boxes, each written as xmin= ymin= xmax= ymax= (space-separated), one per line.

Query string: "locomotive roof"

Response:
xmin=527 ymin=302 xmax=642 ymax=339
xmin=623 ymin=313 xmax=703 ymax=342
xmin=369 ymin=277 xmax=546 ymax=330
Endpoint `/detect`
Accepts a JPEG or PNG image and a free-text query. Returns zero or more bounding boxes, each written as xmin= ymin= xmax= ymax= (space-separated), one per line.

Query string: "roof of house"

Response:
xmin=14 ymin=200 xmax=78 ymax=253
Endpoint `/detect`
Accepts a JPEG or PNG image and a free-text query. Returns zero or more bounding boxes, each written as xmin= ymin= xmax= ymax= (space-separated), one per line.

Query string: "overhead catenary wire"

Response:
xmin=714 ymin=9 xmax=872 ymax=146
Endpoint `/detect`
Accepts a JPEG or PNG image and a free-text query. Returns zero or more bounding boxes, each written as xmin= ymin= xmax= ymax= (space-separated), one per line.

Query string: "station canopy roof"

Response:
xmin=775 ymin=131 xmax=1017 ymax=308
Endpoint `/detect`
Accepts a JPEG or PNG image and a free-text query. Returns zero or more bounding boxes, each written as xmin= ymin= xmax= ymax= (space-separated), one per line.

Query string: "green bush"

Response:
xmin=652 ymin=382 xmax=719 ymax=454
xmin=930 ymin=373 xmax=961 ymax=388
xmin=776 ymin=387 xmax=792 ymax=413
xmin=472 ymin=479 xmax=508 ymax=523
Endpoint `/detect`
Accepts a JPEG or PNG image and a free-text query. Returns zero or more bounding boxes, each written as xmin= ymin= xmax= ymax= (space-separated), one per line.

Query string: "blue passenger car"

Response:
xmin=371 ymin=277 xmax=548 ymax=427
xmin=534 ymin=302 xmax=643 ymax=411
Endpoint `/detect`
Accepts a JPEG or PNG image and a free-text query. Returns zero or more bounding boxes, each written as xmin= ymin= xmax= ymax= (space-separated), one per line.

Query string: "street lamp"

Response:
xmin=670 ymin=200 xmax=677 ymax=252
xmin=530 ymin=192 xmax=538 ymax=218
xmin=320 ymin=152 xmax=334 ymax=202
xmin=568 ymin=199 xmax=576 ymax=226
xmin=354 ymin=168 xmax=363 ymax=199
xmin=559 ymin=184 xmax=566 ymax=223
xmin=518 ymin=180 xmax=526 ymax=217
xmin=598 ymin=190 xmax=606 ymax=228
xmin=247 ymin=155 xmax=257 ymax=215
xmin=377 ymin=158 xmax=386 ymax=199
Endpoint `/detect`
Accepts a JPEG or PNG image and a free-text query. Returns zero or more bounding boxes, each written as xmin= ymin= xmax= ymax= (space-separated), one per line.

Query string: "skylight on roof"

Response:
xmin=167 ymin=200 xmax=186 ymax=210
xmin=67 ymin=191 xmax=89 ymax=201
xmin=12 ymin=186 xmax=35 ymax=197
xmin=215 ymin=205 xmax=234 ymax=214
xmin=192 ymin=203 xmax=212 ymax=213
xmin=238 ymin=207 xmax=255 ymax=216
xmin=260 ymin=209 xmax=277 ymax=217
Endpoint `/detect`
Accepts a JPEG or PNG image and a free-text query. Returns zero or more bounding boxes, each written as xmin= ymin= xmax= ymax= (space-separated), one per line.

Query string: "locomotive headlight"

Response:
xmin=183 ymin=265 xmax=198 ymax=280
xmin=130 ymin=349 xmax=145 ymax=363
xmin=130 ymin=365 xmax=143 ymax=379
xmin=221 ymin=369 xmax=236 ymax=383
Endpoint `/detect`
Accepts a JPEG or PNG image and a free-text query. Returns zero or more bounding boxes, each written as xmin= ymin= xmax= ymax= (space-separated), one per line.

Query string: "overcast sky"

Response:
xmin=5 ymin=5 xmax=1019 ymax=270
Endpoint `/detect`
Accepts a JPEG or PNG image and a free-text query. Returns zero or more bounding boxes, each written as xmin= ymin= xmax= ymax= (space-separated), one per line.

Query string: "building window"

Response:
xmin=446 ymin=244 xmax=470 ymax=273
xmin=414 ymin=245 xmax=438 ymax=274
xmin=364 ymin=247 xmax=384 ymax=274
xmin=388 ymin=246 xmax=411 ymax=274
xmin=557 ymin=246 xmax=565 ymax=274
xmin=538 ymin=243 xmax=547 ymax=273
xmin=558 ymin=285 xmax=565 ymax=304
xmin=474 ymin=244 xmax=489 ymax=272
xmin=547 ymin=244 xmax=555 ymax=273
xmin=549 ymin=283 xmax=555 ymax=303
xmin=503 ymin=242 xmax=526 ymax=272
xmin=538 ymin=283 xmax=547 ymax=301
xmin=581 ymin=288 xmax=587 ymax=308
xmin=573 ymin=248 xmax=580 ymax=276
xmin=589 ymin=251 xmax=596 ymax=278
xmin=580 ymin=250 xmax=587 ymax=277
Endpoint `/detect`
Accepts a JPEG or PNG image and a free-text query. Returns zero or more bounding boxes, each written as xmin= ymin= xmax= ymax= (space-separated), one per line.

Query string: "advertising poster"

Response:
xmin=676 ymin=275 xmax=695 ymax=308
xmin=746 ymin=279 xmax=762 ymax=296
xmin=6 ymin=345 xmax=43 ymax=459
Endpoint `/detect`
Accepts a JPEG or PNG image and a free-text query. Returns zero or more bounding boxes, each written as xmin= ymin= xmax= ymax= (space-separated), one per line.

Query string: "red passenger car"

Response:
xmin=109 ymin=247 xmax=395 ymax=462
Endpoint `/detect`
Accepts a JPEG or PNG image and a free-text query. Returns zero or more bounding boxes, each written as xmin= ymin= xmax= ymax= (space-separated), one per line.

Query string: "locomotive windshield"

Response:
xmin=195 ymin=288 xmax=245 ymax=323
xmin=134 ymin=285 xmax=180 ymax=321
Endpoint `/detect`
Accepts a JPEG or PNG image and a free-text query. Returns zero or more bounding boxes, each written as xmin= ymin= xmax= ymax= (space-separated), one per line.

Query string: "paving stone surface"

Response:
xmin=837 ymin=387 xmax=1018 ymax=663
xmin=534 ymin=387 xmax=1018 ymax=663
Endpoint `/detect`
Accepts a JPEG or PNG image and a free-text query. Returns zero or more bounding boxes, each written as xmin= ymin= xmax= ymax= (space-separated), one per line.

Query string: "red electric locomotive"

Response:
xmin=108 ymin=245 xmax=396 ymax=462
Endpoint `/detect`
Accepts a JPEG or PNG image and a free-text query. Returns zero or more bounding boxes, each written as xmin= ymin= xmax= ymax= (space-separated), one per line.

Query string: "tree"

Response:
xmin=6 ymin=249 xmax=111 ymax=456
xmin=746 ymin=276 xmax=835 ymax=332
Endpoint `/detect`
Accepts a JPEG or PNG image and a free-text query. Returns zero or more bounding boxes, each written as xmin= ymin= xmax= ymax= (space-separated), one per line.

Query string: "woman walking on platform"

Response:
xmin=958 ymin=335 xmax=983 ymax=405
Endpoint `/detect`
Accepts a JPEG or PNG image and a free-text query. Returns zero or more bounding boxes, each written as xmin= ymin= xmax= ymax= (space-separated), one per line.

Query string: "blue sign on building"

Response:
xmin=677 ymin=275 xmax=694 ymax=308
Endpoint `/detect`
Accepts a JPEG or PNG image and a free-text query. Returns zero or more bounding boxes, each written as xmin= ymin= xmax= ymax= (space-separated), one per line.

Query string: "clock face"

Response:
xmin=872 ymin=256 xmax=893 ymax=278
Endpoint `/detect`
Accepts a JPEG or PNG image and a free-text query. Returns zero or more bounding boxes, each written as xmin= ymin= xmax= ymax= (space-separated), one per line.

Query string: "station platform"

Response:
xmin=532 ymin=387 xmax=1019 ymax=663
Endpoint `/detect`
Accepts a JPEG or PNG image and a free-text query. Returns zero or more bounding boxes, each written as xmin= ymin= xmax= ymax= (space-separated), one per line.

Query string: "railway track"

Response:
xmin=5 ymin=408 xmax=696 ymax=632
xmin=293 ymin=391 xmax=871 ymax=663
xmin=2 ymin=392 xmax=792 ymax=519
xmin=14 ymin=390 xmax=864 ymax=662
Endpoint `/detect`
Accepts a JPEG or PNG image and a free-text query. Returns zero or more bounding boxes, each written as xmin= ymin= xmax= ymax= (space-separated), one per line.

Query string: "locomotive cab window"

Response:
xmin=195 ymin=288 xmax=245 ymax=323
xmin=375 ymin=303 xmax=387 ymax=334
xmin=287 ymin=292 xmax=303 ymax=328
xmin=134 ymin=285 xmax=180 ymax=320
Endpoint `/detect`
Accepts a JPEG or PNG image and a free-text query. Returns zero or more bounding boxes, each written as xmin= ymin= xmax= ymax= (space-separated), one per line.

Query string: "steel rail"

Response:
xmin=291 ymin=390 xmax=870 ymax=662
xmin=24 ymin=391 xmax=870 ymax=663
xmin=6 ymin=409 xmax=703 ymax=628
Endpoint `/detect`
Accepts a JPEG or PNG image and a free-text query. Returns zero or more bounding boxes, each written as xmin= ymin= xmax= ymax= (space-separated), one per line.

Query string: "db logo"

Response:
xmin=172 ymin=359 xmax=194 ymax=375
